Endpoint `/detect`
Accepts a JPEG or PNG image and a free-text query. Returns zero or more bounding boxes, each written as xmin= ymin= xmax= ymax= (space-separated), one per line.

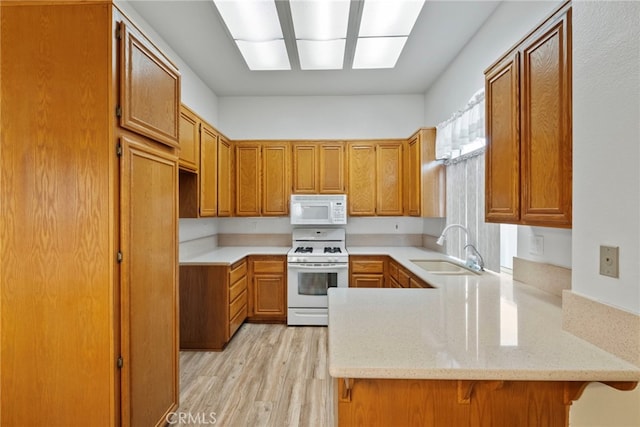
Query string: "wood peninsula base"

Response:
xmin=336 ymin=378 xmax=637 ymax=427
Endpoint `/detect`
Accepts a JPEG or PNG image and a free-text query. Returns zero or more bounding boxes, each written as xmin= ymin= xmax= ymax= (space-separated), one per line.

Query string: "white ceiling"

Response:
xmin=126 ymin=0 xmax=501 ymax=97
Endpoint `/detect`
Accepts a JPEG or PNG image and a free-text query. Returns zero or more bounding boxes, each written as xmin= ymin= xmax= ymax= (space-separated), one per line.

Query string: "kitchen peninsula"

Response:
xmin=329 ymin=248 xmax=640 ymax=426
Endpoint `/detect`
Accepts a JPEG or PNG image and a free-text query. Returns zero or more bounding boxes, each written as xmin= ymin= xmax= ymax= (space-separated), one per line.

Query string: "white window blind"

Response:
xmin=437 ymin=88 xmax=500 ymax=272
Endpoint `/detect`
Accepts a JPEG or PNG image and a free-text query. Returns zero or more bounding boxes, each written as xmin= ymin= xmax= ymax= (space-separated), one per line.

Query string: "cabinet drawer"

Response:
xmin=229 ymin=275 xmax=247 ymax=303
xmin=229 ymin=302 xmax=247 ymax=338
xmin=230 ymin=259 xmax=247 ymax=284
xmin=230 ymin=289 xmax=247 ymax=321
xmin=253 ymin=260 xmax=285 ymax=274
xmin=351 ymin=260 xmax=385 ymax=274
xmin=398 ymin=268 xmax=410 ymax=288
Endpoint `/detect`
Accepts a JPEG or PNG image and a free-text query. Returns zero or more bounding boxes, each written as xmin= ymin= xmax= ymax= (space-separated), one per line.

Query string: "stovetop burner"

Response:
xmin=324 ymin=247 xmax=341 ymax=253
xmin=294 ymin=247 xmax=313 ymax=254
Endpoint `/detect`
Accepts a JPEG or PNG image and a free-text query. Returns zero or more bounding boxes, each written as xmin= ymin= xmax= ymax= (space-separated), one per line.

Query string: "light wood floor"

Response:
xmin=178 ymin=323 xmax=335 ymax=427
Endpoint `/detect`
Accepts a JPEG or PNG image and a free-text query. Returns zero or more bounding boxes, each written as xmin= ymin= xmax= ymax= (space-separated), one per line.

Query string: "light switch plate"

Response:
xmin=599 ymin=245 xmax=619 ymax=278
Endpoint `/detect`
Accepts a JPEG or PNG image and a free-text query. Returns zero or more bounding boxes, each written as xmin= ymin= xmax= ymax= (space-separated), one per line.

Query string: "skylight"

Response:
xmin=213 ymin=0 xmax=425 ymax=71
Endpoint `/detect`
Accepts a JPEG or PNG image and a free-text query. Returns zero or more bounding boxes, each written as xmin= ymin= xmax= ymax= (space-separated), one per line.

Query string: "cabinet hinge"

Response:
xmin=115 ymin=24 xmax=122 ymax=40
xmin=117 ymin=356 xmax=123 ymax=369
xmin=117 ymin=251 xmax=123 ymax=263
xmin=115 ymin=105 xmax=122 ymax=118
xmin=116 ymin=143 xmax=122 ymax=157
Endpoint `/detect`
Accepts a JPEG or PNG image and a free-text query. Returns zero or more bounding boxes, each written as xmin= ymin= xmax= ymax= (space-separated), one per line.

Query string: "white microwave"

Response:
xmin=290 ymin=195 xmax=347 ymax=225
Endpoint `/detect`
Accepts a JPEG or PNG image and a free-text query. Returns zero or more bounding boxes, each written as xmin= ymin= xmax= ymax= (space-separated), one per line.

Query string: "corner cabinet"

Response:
xmin=485 ymin=1 xmax=572 ymax=228
xmin=406 ymin=128 xmax=445 ymax=217
xmin=347 ymin=141 xmax=404 ymax=216
xmin=1 ymin=2 xmax=179 ymax=425
xmin=178 ymin=104 xmax=226 ymax=218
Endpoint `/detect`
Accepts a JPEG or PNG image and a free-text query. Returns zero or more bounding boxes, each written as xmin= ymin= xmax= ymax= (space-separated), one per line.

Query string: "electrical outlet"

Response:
xmin=530 ymin=235 xmax=544 ymax=255
xmin=599 ymin=245 xmax=619 ymax=278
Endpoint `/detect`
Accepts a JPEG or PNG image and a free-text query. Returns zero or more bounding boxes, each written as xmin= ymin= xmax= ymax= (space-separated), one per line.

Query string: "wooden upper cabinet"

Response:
xmin=520 ymin=8 xmax=572 ymax=227
xmin=262 ymin=143 xmax=290 ymax=216
xmin=119 ymin=21 xmax=180 ymax=148
xmin=347 ymin=141 xmax=404 ymax=216
xmin=292 ymin=143 xmax=317 ymax=193
xmin=199 ymin=122 xmax=218 ymax=217
xmin=235 ymin=144 xmax=261 ymax=216
xmin=485 ymin=1 xmax=571 ymax=228
xmin=178 ymin=105 xmax=200 ymax=171
xmin=235 ymin=142 xmax=290 ymax=217
xmin=347 ymin=143 xmax=377 ymax=216
xmin=485 ymin=52 xmax=521 ymax=224
xmin=217 ymin=137 xmax=233 ymax=217
xmin=406 ymin=128 xmax=445 ymax=218
xmin=292 ymin=142 xmax=345 ymax=194
xmin=319 ymin=143 xmax=345 ymax=193
xmin=376 ymin=142 xmax=403 ymax=216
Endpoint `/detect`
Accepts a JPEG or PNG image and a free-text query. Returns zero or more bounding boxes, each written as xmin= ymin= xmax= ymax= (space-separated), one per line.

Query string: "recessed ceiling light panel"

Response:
xmin=290 ymin=0 xmax=350 ymax=40
xmin=358 ymin=0 xmax=425 ymax=37
xmin=236 ymin=40 xmax=291 ymax=70
xmin=213 ymin=0 xmax=283 ymax=41
xmin=353 ymin=37 xmax=408 ymax=69
xmin=297 ymin=39 xmax=346 ymax=70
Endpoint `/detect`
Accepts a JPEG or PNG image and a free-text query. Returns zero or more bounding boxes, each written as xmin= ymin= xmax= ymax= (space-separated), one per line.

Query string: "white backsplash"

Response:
xmin=179 ymin=218 xmax=218 ymax=242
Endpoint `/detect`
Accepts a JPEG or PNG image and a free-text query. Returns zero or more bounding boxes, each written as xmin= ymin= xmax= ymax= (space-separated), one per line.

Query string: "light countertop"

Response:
xmin=329 ymin=247 xmax=640 ymax=382
xmin=179 ymin=246 xmax=289 ymax=265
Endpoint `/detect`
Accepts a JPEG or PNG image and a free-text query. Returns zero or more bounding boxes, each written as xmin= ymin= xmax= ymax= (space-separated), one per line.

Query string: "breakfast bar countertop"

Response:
xmin=328 ymin=247 xmax=640 ymax=382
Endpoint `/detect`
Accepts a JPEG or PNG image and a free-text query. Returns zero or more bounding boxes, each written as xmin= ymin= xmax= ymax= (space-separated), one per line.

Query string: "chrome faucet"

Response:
xmin=436 ymin=224 xmax=485 ymax=271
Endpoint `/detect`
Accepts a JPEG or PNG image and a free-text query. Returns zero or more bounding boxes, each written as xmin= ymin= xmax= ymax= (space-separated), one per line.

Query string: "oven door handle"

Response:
xmin=289 ymin=264 xmax=349 ymax=270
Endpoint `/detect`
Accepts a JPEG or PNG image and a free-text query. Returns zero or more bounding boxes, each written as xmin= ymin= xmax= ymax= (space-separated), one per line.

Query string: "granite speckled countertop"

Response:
xmin=329 ymin=246 xmax=640 ymax=382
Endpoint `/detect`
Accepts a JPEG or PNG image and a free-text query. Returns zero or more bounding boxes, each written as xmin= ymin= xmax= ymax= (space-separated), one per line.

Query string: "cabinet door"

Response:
xmin=235 ymin=144 xmax=261 ymax=216
xmin=485 ymin=52 xmax=521 ymax=224
xmin=119 ymin=135 xmax=179 ymax=427
xmin=217 ymin=137 xmax=233 ymax=217
xmin=178 ymin=106 xmax=199 ymax=171
xmin=199 ymin=123 xmax=218 ymax=217
xmin=119 ymin=22 xmax=180 ymax=148
xmin=252 ymin=275 xmax=286 ymax=317
xmin=347 ymin=143 xmax=376 ymax=215
xmin=377 ymin=142 xmax=404 ymax=215
xmin=262 ymin=143 xmax=290 ymax=216
xmin=292 ymin=143 xmax=318 ymax=193
xmin=407 ymin=136 xmax=421 ymax=216
xmin=520 ymin=10 xmax=572 ymax=227
xmin=319 ymin=143 xmax=345 ymax=193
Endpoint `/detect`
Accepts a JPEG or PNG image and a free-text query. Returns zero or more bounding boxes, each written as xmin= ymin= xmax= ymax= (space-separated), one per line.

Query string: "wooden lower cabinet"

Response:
xmin=349 ymin=256 xmax=386 ymax=288
xmin=336 ymin=378 xmax=614 ymax=427
xmin=247 ymin=255 xmax=287 ymax=323
xmin=179 ymin=259 xmax=248 ymax=350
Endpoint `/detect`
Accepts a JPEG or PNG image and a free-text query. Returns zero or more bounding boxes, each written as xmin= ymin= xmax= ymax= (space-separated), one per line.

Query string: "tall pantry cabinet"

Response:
xmin=1 ymin=2 xmax=180 ymax=426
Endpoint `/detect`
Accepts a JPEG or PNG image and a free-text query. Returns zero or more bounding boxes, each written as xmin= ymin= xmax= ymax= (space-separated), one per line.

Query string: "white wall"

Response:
xmin=572 ymin=1 xmax=640 ymax=314
xmin=218 ymin=95 xmax=424 ymax=140
xmin=115 ymin=0 xmax=219 ymax=125
xmin=422 ymin=0 xmax=572 ymax=264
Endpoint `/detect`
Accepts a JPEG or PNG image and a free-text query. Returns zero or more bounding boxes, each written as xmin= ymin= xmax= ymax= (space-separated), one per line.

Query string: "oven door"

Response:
xmin=287 ymin=263 xmax=348 ymax=308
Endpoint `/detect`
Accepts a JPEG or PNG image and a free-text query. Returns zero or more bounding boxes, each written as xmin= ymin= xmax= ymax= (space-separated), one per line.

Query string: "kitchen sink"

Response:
xmin=410 ymin=260 xmax=480 ymax=275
